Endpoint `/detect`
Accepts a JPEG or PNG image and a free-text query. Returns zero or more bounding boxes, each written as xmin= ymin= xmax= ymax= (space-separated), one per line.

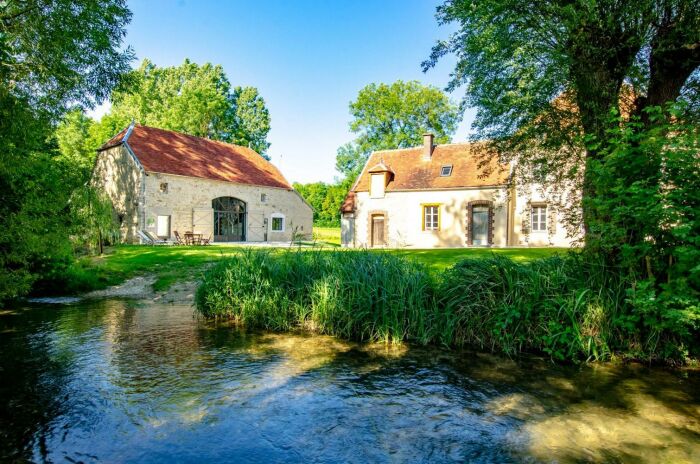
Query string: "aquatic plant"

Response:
xmin=195 ymin=248 xmax=437 ymax=343
xmin=196 ymin=248 xmax=696 ymax=362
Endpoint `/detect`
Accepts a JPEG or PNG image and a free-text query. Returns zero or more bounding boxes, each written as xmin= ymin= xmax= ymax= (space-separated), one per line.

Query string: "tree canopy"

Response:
xmin=105 ymin=59 xmax=272 ymax=156
xmin=0 ymin=0 xmax=133 ymax=302
xmin=425 ymin=0 xmax=700 ymax=354
xmin=333 ymin=80 xmax=460 ymax=182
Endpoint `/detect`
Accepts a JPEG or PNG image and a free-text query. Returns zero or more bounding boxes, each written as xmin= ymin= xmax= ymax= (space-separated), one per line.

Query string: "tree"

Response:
xmin=335 ymin=142 xmax=365 ymax=181
xmin=105 ymin=59 xmax=272 ymax=156
xmin=334 ymin=80 xmax=461 ymax=184
xmin=55 ymin=109 xmax=96 ymax=182
xmin=424 ymin=0 xmax=700 ymax=355
xmin=424 ymin=0 xmax=699 ymax=235
xmin=0 ymin=0 xmax=132 ymax=302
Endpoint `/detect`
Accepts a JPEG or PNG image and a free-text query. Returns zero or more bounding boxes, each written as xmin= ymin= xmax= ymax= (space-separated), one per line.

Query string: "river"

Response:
xmin=1 ymin=298 xmax=698 ymax=463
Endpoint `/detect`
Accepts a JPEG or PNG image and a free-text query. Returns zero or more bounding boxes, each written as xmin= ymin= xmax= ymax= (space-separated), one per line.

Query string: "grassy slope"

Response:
xmin=77 ymin=245 xmax=243 ymax=292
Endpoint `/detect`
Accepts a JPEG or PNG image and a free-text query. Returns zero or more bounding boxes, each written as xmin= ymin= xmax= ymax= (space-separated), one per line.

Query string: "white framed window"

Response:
xmin=531 ymin=205 xmax=547 ymax=232
xmin=270 ymin=213 xmax=285 ymax=232
xmin=156 ymin=215 xmax=171 ymax=238
xmin=440 ymin=165 xmax=453 ymax=176
xmin=423 ymin=204 xmax=440 ymax=231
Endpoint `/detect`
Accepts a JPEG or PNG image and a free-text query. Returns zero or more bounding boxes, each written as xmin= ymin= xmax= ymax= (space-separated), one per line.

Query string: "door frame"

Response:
xmin=467 ymin=200 xmax=494 ymax=246
xmin=367 ymin=210 xmax=388 ymax=247
xmin=212 ymin=197 xmax=247 ymax=242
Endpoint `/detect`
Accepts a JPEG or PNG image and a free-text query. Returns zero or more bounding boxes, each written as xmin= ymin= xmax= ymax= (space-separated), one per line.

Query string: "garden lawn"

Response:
xmin=390 ymin=247 xmax=569 ymax=272
xmin=312 ymin=227 xmax=341 ymax=246
xmin=69 ymin=243 xmax=568 ymax=295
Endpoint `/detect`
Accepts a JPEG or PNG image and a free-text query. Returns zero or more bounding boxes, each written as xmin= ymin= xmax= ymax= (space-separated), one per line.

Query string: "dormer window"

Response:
xmin=440 ymin=165 xmax=453 ymax=177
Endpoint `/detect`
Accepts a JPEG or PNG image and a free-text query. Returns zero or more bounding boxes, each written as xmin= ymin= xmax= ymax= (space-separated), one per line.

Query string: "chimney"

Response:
xmin=422 ymin=133 xmax=434 ymax=160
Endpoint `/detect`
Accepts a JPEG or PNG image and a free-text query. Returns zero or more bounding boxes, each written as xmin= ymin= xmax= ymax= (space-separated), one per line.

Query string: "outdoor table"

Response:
xmin=184 ymin=233 xmax=203 ymax=245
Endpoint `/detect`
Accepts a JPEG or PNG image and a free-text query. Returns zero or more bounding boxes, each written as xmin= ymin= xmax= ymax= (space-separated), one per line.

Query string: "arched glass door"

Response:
xmin=212 ymin=197 xmax=246 ymax=242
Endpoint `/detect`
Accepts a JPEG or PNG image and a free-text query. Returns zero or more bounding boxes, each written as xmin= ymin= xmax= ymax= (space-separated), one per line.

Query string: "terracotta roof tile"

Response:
xmin=340 ymin=191 xmax=356 ymax=213
xmin=100 ymin=124 xmax=291 ymax=189
xmin=353 ymin=142 xmax=508 ymax=193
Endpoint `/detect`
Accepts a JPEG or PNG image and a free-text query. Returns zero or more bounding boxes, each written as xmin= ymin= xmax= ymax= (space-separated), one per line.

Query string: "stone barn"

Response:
xmin=92 ymin=123 xmax=313 ymax=243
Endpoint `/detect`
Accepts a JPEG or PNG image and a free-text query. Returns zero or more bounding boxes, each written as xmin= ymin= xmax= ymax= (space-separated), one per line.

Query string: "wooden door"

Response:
xmin=371 ymin=215 xmax=385 ymax=247
xmin=471 ymin=206 xmax=489 ymax=246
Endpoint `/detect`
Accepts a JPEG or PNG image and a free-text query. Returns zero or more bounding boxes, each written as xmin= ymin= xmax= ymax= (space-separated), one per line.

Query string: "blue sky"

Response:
xmin=95 ymin=0 xmax=475 ymax=183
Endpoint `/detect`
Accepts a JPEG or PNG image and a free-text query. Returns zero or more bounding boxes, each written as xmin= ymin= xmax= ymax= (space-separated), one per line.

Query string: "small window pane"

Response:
xmin=440 ymin=165 xmax=453 ymax=176
xmin=424 ymin=205 xmax=439 ymax=230
xmin=261 ymin=193 xmax=267 ymax=202
xmin=531 ymin=206 xmax=547 ymax=232
xmin=272 ymin=217 xmax=284 ymax=231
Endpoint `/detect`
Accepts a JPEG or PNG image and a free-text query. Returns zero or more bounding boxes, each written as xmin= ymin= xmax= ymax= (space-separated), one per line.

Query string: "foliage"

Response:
xmin=334 ymin=142 xmax=366 ymax=181
xmin=585 ymin=104 xmax=699 ymax=357
xmin=335 ymin=80 xmax=460 ymax=184
xmin=425 ymin=0 xmax=699 ymax=231
xmin=293 ymin=181 xmax=349 ymax=226
xmin=349 ymin=80 xmax=460 ymax=152
xmin=196 ymin=249 xmax=437 ymax=343
xmin=103 ymin=59 xmax=272 ymax=156
xmin=0 ymin=0 xmax=132 ymax=303
xmin=196 ymin=249 xmax=698 ymax=362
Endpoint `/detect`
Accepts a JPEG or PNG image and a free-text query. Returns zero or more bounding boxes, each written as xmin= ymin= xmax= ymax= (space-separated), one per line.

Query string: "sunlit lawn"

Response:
xmin=81 ymin=237 xmax=569 ymax=293
xmin=389 ymin=247 xmax=569 ymax=273
xmin=312 ymin=227 xmax=341 ymax=246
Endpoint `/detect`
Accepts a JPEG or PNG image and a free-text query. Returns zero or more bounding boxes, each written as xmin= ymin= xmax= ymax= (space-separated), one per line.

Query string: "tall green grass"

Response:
xmin=196 ymin=249 xmax=436 ymax=343
xmin=437 ymin=255 xmax=628 ymax=360
xmin=195 ymin=248 xmax=692 ymax=362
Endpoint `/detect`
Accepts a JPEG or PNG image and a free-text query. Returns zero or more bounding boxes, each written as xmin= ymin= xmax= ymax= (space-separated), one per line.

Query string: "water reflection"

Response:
xmin=0 ymin=300 xmax=698 ymax=463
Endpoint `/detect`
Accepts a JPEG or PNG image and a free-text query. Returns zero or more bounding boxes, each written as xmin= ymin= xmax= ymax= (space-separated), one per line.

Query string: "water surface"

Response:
xmin=1 ymin=299 xmax=698 ymax=463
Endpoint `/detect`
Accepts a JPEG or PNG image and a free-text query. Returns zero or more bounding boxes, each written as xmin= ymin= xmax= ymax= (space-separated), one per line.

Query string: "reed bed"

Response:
xmin=195 ymin=248 xmax=671 ymax=362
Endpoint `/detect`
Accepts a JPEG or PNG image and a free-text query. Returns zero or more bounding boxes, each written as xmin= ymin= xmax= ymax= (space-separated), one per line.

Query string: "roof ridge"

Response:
xmin=136 ymin=124 xmax=256 ymax=153
xmin=372 ymin=140 xmax=473 ymax=155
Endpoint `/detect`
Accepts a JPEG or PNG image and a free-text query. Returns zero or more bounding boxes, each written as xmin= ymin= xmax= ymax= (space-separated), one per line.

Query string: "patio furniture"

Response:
xmin=173 ymin=231 xmax=186 ymax=245
xmin=144 ymin=230 xmax=173 ymax=245
xmin=200 ymin=235 xmax=212 ymax=245
xmin=137 ymin=230 xmax=168 ymax=245
xmin=184 ymin=232 xmax=203 ymax=245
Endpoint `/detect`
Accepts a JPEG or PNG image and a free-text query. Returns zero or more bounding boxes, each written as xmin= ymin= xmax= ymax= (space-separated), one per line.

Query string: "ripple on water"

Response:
xmin=0 ymin=300 xmax=698 ymax=463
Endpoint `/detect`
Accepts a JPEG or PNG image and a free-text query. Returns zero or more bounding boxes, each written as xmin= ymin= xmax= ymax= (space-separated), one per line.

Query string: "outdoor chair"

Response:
xmin=137 ymin=230 xmax=167 ymax=245
xmin=173 ymin=231 xmax=186 ymax=245
xmin=144 ymin=230 xmax=172 ymax=245
xmin=201 ymin=235 xmax=212 ymax=245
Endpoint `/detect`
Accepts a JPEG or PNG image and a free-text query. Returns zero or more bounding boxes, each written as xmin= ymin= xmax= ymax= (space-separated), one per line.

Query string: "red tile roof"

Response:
xmin=100 ymin=124 xmax=292 ymax=189
xmin=341 ymin=142 xmax=509 ymax=213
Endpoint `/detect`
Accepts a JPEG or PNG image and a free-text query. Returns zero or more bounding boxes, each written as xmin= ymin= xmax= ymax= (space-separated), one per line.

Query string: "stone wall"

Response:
xmin=91 ymin=145 xmax=144 ymax=242
xmin=142 ymin=172 xmax=313 ymax=243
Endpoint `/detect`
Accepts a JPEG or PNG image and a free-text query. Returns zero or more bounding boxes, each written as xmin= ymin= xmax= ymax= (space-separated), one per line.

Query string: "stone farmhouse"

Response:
xmin=340 ymin=133 xmax=577 ymax=248
xmin=92 ymin=123 xmax=313 ymax=243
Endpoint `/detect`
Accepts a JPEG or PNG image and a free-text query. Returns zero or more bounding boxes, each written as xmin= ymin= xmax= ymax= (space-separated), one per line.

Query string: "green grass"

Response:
xmin=56 ymin=242 xmax=567 ymax=296
xmin=312 ymin=227 xmax=341 ymax=246
xmin=194 ymin=248 xmax=642 ymax=362
xmin=66 ymin=245 xmax=244 ymax=294
xmin=389 ymin=247 xmax=568 ymax=273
